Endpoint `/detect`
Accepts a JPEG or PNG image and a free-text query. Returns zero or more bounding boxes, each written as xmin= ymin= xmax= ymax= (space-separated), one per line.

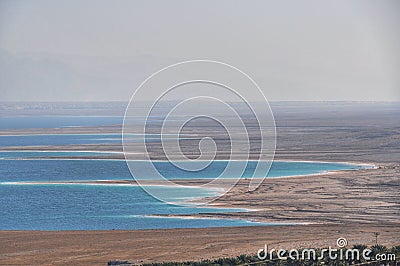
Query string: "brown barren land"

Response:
xmin=0 ymin=102 xmax=399 ymax=265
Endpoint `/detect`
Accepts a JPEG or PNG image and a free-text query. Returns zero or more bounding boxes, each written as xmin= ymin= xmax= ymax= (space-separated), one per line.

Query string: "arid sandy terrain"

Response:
xmin=0 ymin=102 xmax=399 ymax=265
xmin=1 ymin=224 xmax=399 ymax=265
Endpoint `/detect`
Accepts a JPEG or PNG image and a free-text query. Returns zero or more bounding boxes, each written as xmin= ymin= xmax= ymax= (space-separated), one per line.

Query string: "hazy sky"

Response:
xmin=0 ymin=0 xmax=399 ymax=101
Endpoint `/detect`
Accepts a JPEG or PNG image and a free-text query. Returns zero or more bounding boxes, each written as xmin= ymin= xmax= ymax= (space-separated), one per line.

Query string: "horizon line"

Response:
xmin=0 ymin=100 xmax=399 ymax=103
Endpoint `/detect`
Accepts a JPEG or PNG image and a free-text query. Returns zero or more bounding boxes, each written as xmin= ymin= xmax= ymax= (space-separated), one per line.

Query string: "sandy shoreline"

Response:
xmin=1 ymin=224 xmax=399 ymax=265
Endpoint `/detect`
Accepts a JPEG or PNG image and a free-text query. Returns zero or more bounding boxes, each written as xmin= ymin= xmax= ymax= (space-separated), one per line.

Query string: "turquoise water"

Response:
xmin=0 ymin=184 xmax=264 ymax=230
xmin=0 ymin=115 xmax=169 ymax=130
xmin=0 ymin=150 xmax=114 ymax=159
xmin=0 ymin=156 xmax=365 ymax=183
xmin=0 ymin=130 xmax=370 ymax=230
xmin=0 ymin=116 xmax=123 ymax=129
xmin=0 ymin=133 xmax=189 ymax=147
xmin=0 ymin=155 xmax=367 ymax=230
